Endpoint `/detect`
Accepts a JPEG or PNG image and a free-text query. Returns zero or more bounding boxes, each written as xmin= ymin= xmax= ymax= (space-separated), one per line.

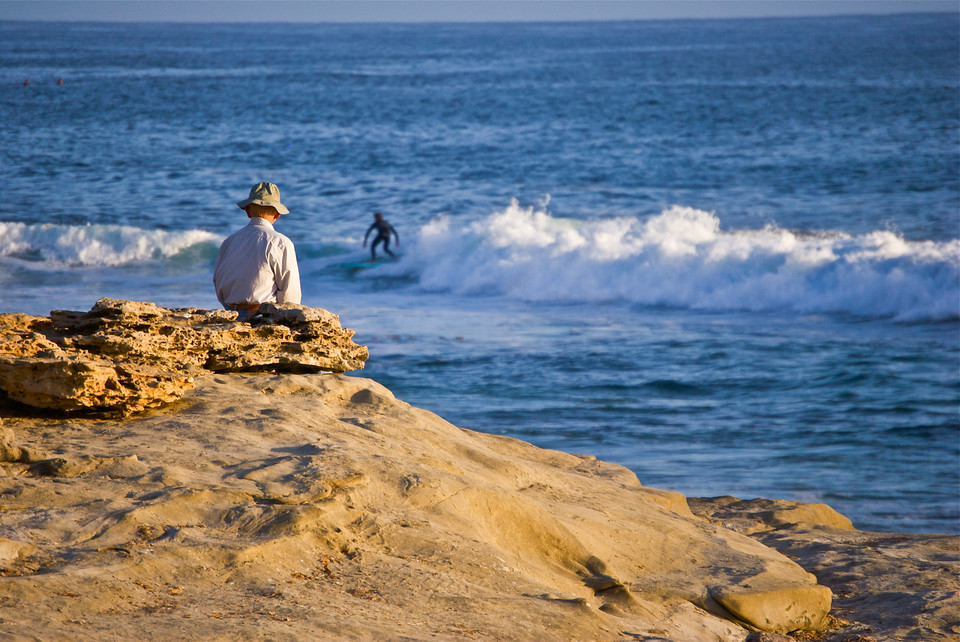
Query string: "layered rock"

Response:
xmin=0 ymin=299 xmax=367 ymax=415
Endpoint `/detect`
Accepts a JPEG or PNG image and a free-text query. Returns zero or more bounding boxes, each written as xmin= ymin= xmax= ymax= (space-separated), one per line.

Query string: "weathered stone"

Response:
xmin=0 ymin=354 xmax=194 ymax=414
xmin=711 ymin=583 xmax=832 ymax=633
xmin=0 ymin=298 xmax=367 ymax=415
xmin=0 ymin=427 xmax=22 ymax=462
xmin=689 ymin=496 xmax=855 ymax=533
xmin=0 ymin=537 xmax=37 ymax=562
xmin=30 ymin=456 xmax=101 ymax=478
xmin=745 ymin=633 xmax=798 ymax=642
xmin=93 ymin=454 xmax=150 ymax=479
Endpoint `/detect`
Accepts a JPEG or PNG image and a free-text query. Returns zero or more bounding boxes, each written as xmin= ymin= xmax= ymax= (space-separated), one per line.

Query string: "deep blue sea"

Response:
xmin=2 ymin=15 xmax=958 ymax=534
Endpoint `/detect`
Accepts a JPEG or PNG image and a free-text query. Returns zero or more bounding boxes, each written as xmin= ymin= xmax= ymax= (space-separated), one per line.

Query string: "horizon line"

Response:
xmin=1 ymin=10 xmax=957 ymax=26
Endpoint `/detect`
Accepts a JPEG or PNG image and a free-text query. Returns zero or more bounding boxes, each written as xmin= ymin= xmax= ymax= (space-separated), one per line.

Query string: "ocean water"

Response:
xmin=1 ymin=15 xmax=958 ymax=534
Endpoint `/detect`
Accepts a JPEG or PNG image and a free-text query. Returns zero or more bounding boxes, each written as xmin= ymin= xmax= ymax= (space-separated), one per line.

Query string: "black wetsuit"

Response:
xmin=364 ymin=219 xmax=398 ymax=259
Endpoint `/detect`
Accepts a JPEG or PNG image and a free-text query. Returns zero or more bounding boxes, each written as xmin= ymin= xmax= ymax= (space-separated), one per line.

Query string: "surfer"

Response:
xmin=363 ymin=212 xmax=399 ymax=261
xmin=213 ymin=182 xmax=302 ymax=321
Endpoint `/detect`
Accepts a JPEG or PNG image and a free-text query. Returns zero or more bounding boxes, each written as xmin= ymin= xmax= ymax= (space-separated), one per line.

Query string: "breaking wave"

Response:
xmin=0 ymin=222 xmax=222 ymax=268
xmin=4 ymin=208 xmax=958 ymax=323
xmin=389 ymin=200 xmax=960 ymax=322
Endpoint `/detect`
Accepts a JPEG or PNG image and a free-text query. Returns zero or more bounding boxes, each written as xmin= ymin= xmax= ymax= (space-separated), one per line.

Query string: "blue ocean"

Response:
xmin=2 ymin=14 xmax=958 ymax=534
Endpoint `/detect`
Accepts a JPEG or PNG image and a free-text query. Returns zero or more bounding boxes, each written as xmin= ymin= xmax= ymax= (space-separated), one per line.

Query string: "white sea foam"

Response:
xmin=387 ymin=200 xmax=960 ymax=322
xmin=0 ymin=222 xmax=222 ymax=268
xmin=4 ymin=212 xmax=958 ymax=322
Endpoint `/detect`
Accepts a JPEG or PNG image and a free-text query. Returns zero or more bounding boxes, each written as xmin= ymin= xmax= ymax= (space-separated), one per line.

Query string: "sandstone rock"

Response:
xmin=0 ymin=355 xmax=193 ymax=415
xmin=29 ymin=455 xmax=101 ymax=478
xmin=0 ymin=537 xmax=37 ymax=562
xmin=0 ymin=373 xmax=839 ymax=640
xmin=94 ymin=454 xmax=150 ymax=479
xmin=0 ymin=298 xmax=367 ymax=415
xmin=27 ymin=453 xmax=149 ymax=479
xmin=689 ymin=496 xmax=855 ymax=533
xmin=711 ymin=583 xmax=832 ymax=633
xmin=0 ymin=427 xmax=21 ymax=462
xmin=745 ymin=633 xmax=799 ymax=642
xmin=694 ymin=497 xmax=960 ymax=642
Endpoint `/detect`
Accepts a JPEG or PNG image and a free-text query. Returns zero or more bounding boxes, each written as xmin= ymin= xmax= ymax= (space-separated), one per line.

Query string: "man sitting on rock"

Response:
xmin=213 ymin=182 xmax=301 ymax=321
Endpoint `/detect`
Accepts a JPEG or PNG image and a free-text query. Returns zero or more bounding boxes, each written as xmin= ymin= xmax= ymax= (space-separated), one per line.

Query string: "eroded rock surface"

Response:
xmin=0 ymin=374 xmax=838 ymax=640
xmin=690 ymin=496 xmax=960 ymax=641
xmin=0 ymin=299 xmax=367 ymax=414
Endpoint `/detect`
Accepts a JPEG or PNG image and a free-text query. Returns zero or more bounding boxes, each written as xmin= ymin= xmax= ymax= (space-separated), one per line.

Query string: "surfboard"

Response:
xmin=337 ymin=257 xmax=399 ymax=270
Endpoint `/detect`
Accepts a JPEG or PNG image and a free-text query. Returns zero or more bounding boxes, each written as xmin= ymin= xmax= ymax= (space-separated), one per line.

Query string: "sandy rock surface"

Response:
xmin=0 ymin=372 xmax=834 ymax=641
xmin=0 ymin=373 xmax=954 ymax=641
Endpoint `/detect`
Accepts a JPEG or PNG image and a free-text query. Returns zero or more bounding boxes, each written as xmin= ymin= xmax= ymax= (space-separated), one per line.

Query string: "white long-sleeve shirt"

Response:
xmin=213 ymin=218 xmax=302 ymax=308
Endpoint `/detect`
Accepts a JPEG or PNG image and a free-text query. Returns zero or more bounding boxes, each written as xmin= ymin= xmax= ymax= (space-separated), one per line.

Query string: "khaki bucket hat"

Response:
xmin=236 ymin=182 xmax=289 ymax=215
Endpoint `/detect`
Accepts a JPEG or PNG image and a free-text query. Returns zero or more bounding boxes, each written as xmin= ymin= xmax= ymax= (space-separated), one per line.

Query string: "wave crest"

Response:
xmin=394 ymin=201 xmax=960 ymax=321
xmin=0 ymin=222 xmax=222 ymax=268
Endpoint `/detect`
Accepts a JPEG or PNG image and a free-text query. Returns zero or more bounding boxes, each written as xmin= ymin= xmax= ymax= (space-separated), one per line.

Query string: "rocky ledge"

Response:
xmin=0 ymin=299 xmax=368 ymax=415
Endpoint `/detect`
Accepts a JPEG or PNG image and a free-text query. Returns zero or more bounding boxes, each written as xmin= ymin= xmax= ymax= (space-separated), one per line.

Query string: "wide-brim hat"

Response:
xmin=236 ymin=182 xmax=289 ymax=215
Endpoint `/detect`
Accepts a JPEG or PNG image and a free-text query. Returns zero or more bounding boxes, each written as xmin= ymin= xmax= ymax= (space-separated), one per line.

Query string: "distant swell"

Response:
xmin=389 ymin=201 xmax=960 ymax=322
xmin=0 ymin=222 xmax=222 ymax=268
